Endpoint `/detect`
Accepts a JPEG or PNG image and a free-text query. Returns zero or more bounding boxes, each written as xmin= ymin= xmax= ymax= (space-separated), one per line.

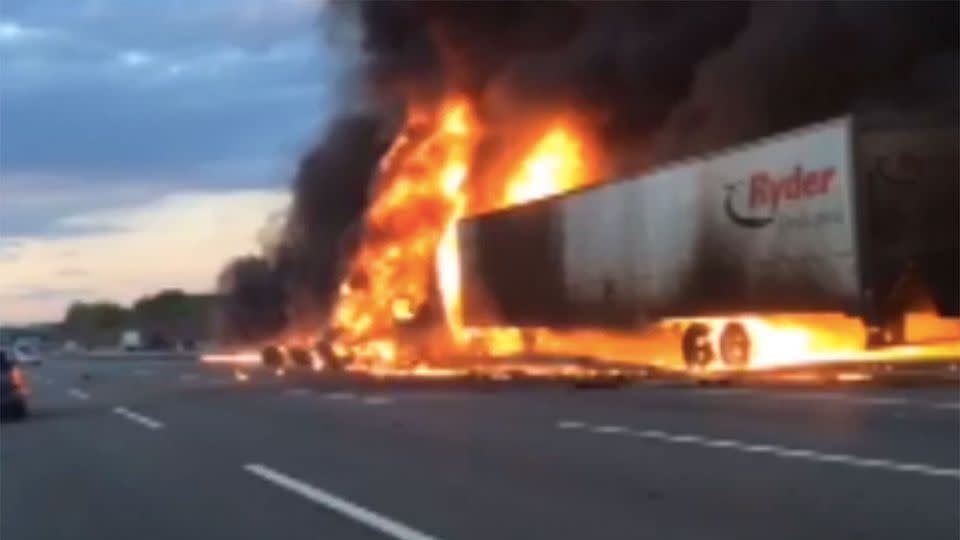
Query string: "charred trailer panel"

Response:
xmin=853 ymin=111 xmax=960 ymax=327
xmin=458 ymin=199 xmax=572 ymax=327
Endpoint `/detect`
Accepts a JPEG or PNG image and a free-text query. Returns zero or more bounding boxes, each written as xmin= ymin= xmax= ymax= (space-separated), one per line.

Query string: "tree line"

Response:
xmin=60 ymin=289 xmax=217 ymax=348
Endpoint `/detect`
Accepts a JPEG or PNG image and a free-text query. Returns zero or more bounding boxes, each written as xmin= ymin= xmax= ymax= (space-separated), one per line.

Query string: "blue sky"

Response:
xmin=1 ymin=0 xmax=339 ymax=322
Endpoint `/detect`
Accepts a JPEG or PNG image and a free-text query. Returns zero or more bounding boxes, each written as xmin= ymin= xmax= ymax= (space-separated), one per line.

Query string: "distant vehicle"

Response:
xmin=458 ymin=112 xmax=959 ymax=369
xmin=1 ymin=350 xmax=29 ymax=420
xmin=11 ymin=340 xmax=41 ymax=365
xmin=120 ymin=330 xmax=142 ymax=351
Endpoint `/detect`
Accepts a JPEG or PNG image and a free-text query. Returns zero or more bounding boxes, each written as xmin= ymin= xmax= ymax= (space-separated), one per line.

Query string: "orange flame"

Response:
xmin=505 ymin=124 xmax=592 ymax=205
xmin=329 ymin=97 xmax=480 ymax=365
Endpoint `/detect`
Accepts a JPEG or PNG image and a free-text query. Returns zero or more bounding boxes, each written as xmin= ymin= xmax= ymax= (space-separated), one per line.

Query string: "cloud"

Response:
xmin=0 ymin=34 xmax=333 ymax=174
xmin=0 ymin=2 xmax=341 ymax=322
xmin=0 ymin=189 xmax=289 ymax=323
xmin=0 ymin=19 xmax=51 ymax=42
xmin=0 ymin=1 xmax=343 ymax=202
xmin=118 ymin=49 xmax=151 ymax=67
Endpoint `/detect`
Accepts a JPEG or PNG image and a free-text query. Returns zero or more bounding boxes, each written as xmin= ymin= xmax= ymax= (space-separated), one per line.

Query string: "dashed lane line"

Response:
xmin=362 ymin=396 xmax=394 ymax=406
xmin=688 ymin=388 xmax=952 ymax=410
xmin=556 ymin=420 xmax=960 ymax=480
xmin=324 ymin=392 xmax=357 ymax=401
xmin=932 ymin=402 xmax=960 ymax=410
xmin=68 ymin=388 xmax=90 ymax=400
xmin=244 ymin=463 xmax=442 ymax=540
xmin=113 ymin=407 xmax=164 ymax=430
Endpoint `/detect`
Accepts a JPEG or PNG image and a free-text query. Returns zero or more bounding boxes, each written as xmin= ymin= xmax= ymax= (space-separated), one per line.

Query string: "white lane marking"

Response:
xmin=592 ymin=425 xmax=627 ymax=434
xmin=557 ymin=420 xmax=960 ymax=479
xmin=325 ymin=392 xmax=356 ymax=401
xmin=68 ymin=388 xmax=90 ymax=400
xmin=933 ymin=402 xmax=960 ymax=410
xmin=179 ymin=373 xmax=200 ymax=381
xmin=113 ymin=407 xmax=164 ymax=430
xmin=285 ymin=388 xmax=313 ymax=397
xmin=691 ymin=388 xmax=753 ymax=396
xmin=774 ymin=392 xmax=909 ymax=406
xmin=687 ymin=388 xmax=940 ymax=408
xmin=244 ymin=464 xmax=442 ymax=540
xmin=363 ymin=396 xmax=393 ymax=406
xmin=134 ymin=369 xmax=155 ymax=376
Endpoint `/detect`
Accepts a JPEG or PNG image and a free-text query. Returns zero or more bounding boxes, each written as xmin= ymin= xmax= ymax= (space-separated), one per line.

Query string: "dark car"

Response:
xmin=1 ymin=349 xmax=29 ymax=420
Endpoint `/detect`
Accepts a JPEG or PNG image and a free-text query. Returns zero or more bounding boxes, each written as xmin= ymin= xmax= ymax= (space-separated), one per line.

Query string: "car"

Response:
xmin=11 ymin=340 xmax=42 ymax=365
xmin=1 ymin=349 xmax=29 ymax=420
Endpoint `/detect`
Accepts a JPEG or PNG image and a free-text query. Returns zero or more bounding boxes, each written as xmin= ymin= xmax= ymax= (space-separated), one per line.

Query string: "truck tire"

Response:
xmin=288 ymin=347 xmax=312 ymax=368
xmin=718 ymin=322 xmax=751 ymax=369
xmin=261 ymin=346 xmax=284 ymax=367
xmin=682 ymin=323 xmax=714 ymax=369
xmin=865 ymin=315 xmax=906 ymax=348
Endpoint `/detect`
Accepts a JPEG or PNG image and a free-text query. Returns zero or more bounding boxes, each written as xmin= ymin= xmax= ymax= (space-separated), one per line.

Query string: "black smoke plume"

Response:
xmin=216 ymin=0 xmax=958 ymax=345
xmin=215 ymin=256 xmax=287 ymax=346
xmin=216 ymin=115 xmax=387 ymax=344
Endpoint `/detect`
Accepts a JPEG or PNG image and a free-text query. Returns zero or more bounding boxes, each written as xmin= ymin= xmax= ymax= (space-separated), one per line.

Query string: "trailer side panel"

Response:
xmin=460 ymin=119 xmax=862 ymax=328
xmin=561 ymin=119 xmax=861 ymax=321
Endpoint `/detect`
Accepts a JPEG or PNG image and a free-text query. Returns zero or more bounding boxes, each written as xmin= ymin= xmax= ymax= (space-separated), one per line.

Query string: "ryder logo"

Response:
xmin=724 ymin=165 xmax=836 ymax=228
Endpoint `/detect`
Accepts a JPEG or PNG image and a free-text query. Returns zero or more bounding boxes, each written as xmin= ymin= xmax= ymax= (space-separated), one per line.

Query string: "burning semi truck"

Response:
xmin=457 ymin=112 xmax=959 ymax=370
xmin=220 ymin=107 xmax=959 ymax=375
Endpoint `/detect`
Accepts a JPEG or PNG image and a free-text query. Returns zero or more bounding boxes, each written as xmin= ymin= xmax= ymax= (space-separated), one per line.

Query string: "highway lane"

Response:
xmin=2 ymin=355 xmax=958 ymax=540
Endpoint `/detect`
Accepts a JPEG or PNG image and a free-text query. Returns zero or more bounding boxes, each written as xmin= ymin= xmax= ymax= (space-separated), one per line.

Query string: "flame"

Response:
xmin=325 ymin=100 xmax=601 ymax=368
xmin=505 ymin=125 xmax=592 ymax=205
xmin=437 ymin=121 xmax=596 ymax=354
xmin=202 ymin=351 xmax=261 ymax=365
xmin=437 ymin=198 xmax=466 ymax=339
xmin=330 ymin=97 xmax=478 ymax=366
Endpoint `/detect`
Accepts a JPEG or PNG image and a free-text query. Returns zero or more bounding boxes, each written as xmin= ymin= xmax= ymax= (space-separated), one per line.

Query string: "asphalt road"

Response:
xmin=3 ymin=354 xmax=959 ymax=540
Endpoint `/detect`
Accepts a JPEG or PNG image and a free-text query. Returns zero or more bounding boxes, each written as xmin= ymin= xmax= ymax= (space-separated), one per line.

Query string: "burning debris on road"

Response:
xmin=211 ymin=1 xmax=959 ymax=377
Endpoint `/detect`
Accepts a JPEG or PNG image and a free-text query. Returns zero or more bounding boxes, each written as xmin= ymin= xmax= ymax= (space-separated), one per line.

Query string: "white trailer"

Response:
xmin=458 ymin=111 xmax=959 ymax=368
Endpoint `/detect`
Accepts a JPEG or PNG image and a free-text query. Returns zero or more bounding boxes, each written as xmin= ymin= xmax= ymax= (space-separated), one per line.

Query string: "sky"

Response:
xmin=1 ymin=0 xmax=340 ymax=323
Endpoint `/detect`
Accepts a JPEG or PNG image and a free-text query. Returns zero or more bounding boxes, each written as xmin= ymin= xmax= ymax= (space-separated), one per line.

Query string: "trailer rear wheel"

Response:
xmin=261 ymin=346 xmax=283 ymax=367
xmin=718 ymin=322 xmax=751 ymax=369
xmin=288 ymin=347 xmax=311 ymax=368
xmin=316 ymin=341 xmax=349 ymax=372
xmin=682 ymin=323 xmax=714 ymax=369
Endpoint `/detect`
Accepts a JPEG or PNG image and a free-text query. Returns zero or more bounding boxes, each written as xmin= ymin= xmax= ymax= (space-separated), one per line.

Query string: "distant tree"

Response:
xmin=58 ymin=292 xmax=215 ymax=348
xmin=132 ymin=289 xmax=216 ymax=347
xmin=61 ymin=301 xmax=131 ymax=346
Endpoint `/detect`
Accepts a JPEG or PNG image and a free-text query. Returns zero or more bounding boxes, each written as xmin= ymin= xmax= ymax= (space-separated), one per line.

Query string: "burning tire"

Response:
xmin=288 ymin=347 xmax=312 ymax=368
xmin=718 ymin=322 xmax=751 ymax=368
xmin=261 ymin=346 xmax=284 ymax=367
xmin=866 ymin=315 xmax=906 ymax=348
xmin=315 ymin=341 xmax=350 ymax=372
xmin=681 ymin=323 xmax=714 ymax=369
